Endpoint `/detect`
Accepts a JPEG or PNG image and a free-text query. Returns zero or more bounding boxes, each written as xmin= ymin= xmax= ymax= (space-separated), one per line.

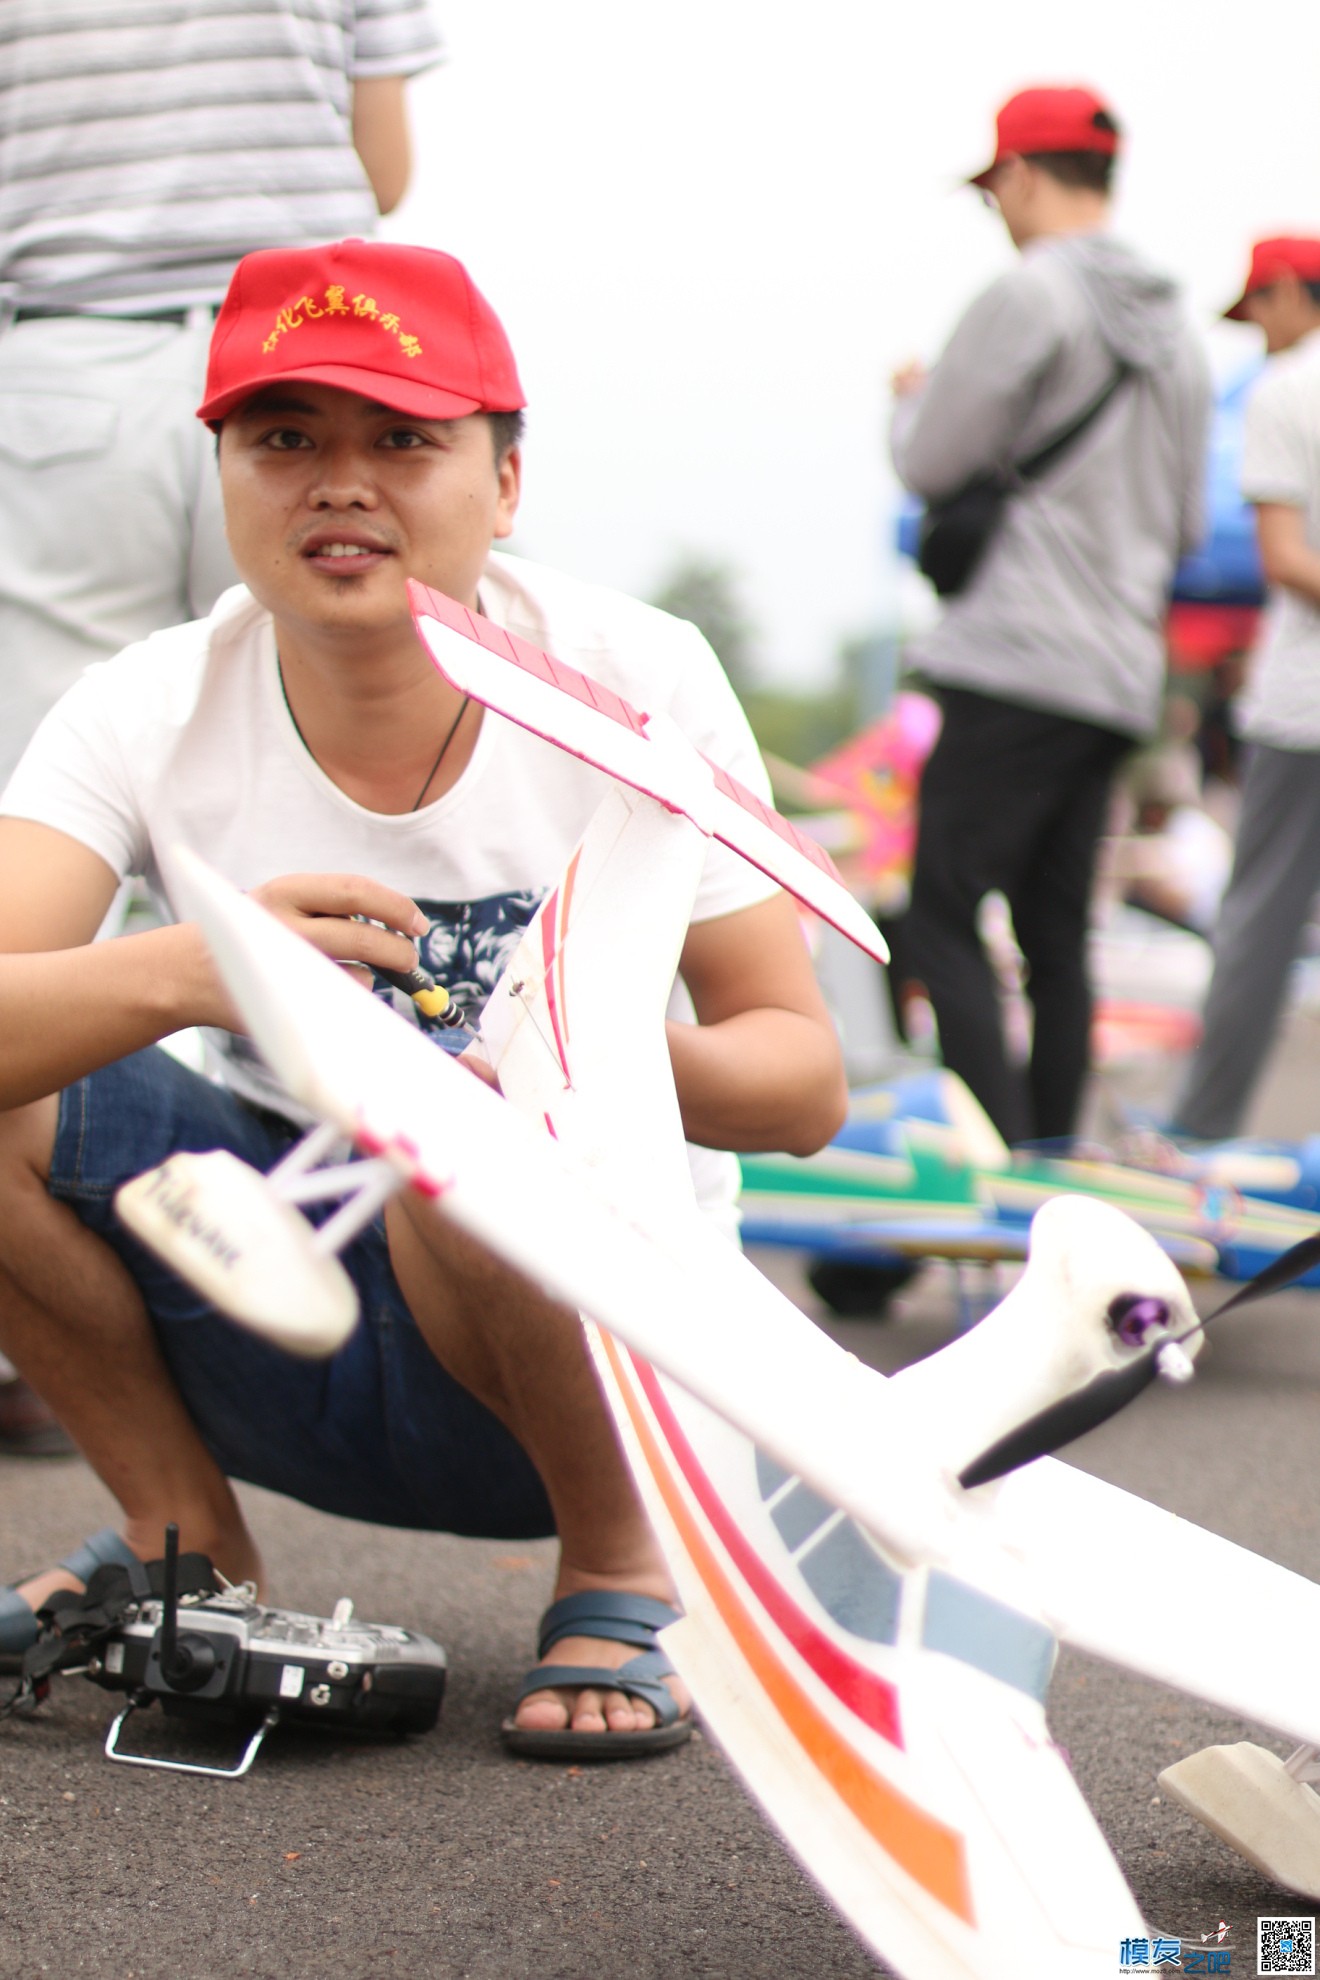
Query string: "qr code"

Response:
xmin=1259 ymin=1916 xmax=1316 ymax=1975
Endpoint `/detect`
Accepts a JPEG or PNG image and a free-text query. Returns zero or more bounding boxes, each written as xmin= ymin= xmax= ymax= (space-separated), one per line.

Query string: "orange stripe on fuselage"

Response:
xmin=597 ymin=1332 xmax=975 ymax=1926
xmin=556 ymin=848 xmax=580 ymax=1046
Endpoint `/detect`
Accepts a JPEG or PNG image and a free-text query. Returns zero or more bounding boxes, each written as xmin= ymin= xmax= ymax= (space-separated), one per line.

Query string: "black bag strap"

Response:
xmin=1010 ymin=362 xmax=1132 ymax=485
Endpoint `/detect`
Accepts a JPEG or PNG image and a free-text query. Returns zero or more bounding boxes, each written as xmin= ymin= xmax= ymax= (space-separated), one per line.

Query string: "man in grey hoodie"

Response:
xmin=891 ymin=87 xmax=1210 ymax=1146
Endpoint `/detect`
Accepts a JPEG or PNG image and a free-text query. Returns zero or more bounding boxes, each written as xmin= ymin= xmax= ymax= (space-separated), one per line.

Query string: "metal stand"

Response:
xmin=104 ymin=1698 xmax=280 ymax=1779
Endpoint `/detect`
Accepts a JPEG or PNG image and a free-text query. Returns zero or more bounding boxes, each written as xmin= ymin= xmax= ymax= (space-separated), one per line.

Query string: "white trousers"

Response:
xmin=0 ymin=311 xmax=236 ymax=788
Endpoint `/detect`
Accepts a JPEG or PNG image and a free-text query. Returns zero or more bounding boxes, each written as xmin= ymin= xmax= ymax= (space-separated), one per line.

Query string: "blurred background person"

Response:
xmin=1171 ymin=238 xmax=1320 ymax=1142
xmin=0 ymin=0 xmax=442 ymax=788
xmin=890 ymin=85 xmax=1210 ymax=1146
xmin=0 ymin=0 xmax=441 ymax=1451
xmin=1107 ymin=744 xmax=1232 ymax=938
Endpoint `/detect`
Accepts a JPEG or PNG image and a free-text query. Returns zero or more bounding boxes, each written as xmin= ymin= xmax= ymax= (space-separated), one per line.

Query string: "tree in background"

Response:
xmin=650 ymin=551 xmax=899 ymax=787
xmin=650 ymin=553 xmax=758 ymax=699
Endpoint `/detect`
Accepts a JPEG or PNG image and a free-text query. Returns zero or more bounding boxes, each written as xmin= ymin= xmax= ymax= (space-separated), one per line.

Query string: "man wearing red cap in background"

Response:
xmin=0 ymin=239 xmax=848 ymax=1755
xmin=1170 ymin=239 xmax=1320 ymax=1142
xmin=890 ymin=86 xmax=1209 ymax=1147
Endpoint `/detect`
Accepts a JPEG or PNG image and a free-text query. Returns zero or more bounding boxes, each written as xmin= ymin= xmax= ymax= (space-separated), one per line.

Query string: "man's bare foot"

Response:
xmin=512 ymin=1569 xmax=690 ymax=1737
xmin=513 ymin=1631 xmax=690 ymax=1733
xmin=14 ymin=1521 xmax=265 ymax=1618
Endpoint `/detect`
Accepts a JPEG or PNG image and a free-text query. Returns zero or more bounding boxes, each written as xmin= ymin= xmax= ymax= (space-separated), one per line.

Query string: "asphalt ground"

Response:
xmin=3 ymin=1007 xmax=1320 ymax=1978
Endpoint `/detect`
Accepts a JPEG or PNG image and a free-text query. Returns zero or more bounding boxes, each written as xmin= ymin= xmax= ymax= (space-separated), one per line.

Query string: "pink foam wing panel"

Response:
xmin=705 ymin=757 xmax=843 ymax=883
xmin=704 ymin=758 xmax=889 ymax=967
xmin=409 ymin=581 xmax=648 ymax=734
xmin=408 ymin=580 xmax=888 ymax=967
xmin=408 ymin=579 xmax=690 ymax=814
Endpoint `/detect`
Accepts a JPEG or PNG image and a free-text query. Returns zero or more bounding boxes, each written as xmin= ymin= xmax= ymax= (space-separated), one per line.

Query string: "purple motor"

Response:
xmin=1107 ymin=1293 xmax=1170 ymax=1348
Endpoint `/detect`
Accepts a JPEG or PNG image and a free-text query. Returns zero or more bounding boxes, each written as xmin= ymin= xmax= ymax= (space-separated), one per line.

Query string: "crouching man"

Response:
xmin=0 ymin=240 xmax=847 ymax=1756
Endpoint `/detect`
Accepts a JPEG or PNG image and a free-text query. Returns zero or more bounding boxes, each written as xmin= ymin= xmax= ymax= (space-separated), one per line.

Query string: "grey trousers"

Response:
xmin=0 ymin=311 xmax=235 ymax=787
xmin=1172 ymin=740 xmax=1320 ymax=1140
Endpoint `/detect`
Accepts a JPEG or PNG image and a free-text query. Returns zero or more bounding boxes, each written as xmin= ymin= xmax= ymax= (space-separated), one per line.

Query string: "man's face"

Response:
xmin=217 ymin=384 xmax=520 ymax=645
xmin=1243 ymin=278 xmax=1310 ymax=355
xmin=979 ymin=155 xmax=1034 ymax=248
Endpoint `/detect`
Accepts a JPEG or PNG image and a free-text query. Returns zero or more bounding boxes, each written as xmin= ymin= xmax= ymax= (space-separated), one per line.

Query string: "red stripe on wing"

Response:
xmin=409 ymin=581 xmax=651 ymax=736
xmin=700 ymin=754 xmax=841 ymax=883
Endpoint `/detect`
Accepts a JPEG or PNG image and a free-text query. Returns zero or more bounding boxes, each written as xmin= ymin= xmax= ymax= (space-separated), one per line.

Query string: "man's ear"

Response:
xmin=494 ymin=444 xmax=521 ymax=541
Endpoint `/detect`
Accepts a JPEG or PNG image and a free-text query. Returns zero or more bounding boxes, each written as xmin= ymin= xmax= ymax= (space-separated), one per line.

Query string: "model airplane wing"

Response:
xmin=406 ymin=580 xmax=889 ymax=969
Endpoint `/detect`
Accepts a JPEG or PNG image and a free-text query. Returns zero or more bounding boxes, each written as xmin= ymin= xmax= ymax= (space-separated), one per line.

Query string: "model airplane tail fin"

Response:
xmin=478 ymin=780 xmax=703 ymax=1216
xmin=407 ymin=581 xmax=888 ymax=968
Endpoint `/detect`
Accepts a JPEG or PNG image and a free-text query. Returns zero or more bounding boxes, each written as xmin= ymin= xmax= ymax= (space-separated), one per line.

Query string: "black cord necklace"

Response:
xmin=407 ymin=692 xmax=472 ymax=811
xmin=277 ymin=659 xmax=471 ymax=812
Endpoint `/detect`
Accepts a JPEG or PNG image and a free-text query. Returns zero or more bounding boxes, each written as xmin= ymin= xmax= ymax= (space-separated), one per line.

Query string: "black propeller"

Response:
xmin=958 ymin=1352 xmax=1161 ymax=1489
xmin=1203 ymin=1228 xmax=1320 ymax=1322
xmin=958 ymin=1228 xmax=1320 ymax=1490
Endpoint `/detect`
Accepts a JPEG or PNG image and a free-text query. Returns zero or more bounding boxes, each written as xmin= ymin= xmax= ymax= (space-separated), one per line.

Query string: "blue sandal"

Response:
xmin=501 ymin=1590 xmax=693 ymax=1761
xmin=0 ymin=1529 xmax=140 ymax=1674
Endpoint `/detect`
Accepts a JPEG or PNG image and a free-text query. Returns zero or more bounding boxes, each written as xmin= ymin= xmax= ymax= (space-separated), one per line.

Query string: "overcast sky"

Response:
xmin=384 ymin=0 xmax=1320 ymax=685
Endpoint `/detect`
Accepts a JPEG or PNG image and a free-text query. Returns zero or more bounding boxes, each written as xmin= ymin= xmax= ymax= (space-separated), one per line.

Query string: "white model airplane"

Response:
xmin=115 ymin=585 xmax=1320 ymax=1976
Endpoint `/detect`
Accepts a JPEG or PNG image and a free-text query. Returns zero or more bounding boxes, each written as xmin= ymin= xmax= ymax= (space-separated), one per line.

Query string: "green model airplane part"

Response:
xmin=738 ymin=1070 xmax=1320 ymax=1302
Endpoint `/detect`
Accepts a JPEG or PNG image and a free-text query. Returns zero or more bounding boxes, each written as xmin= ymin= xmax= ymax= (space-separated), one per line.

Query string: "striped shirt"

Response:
xmin=0 ymin=1 xmax=443 ymax=315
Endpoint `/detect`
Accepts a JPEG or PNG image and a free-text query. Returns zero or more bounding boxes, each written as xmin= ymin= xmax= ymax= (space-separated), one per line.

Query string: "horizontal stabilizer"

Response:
xmin=698 ymin=754 xmax=889 ymax=964
xmin=1159 ymin=1743 xmax=1320 ymax=1899
xmin=408 ymin=581 xmax=888 ymax=967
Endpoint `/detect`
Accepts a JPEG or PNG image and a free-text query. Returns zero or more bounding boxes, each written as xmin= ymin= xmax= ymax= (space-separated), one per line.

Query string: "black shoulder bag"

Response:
xmin=916 ymin=363 xmax=1131 ymax=599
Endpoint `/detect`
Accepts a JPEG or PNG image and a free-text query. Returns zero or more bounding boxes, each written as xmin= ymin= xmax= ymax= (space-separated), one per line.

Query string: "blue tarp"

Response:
xmin=894 ymin=365 xmax=1264 ymax=607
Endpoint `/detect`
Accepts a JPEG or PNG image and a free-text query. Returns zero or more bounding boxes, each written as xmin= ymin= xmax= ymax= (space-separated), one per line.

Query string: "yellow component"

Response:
xmin=412 ymin=984 xmax=451 ymax=1020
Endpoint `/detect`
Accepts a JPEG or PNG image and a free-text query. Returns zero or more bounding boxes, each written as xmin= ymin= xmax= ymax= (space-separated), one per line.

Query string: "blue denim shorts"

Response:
xmin=48 ymin=1047 xmax=554 ymax=1540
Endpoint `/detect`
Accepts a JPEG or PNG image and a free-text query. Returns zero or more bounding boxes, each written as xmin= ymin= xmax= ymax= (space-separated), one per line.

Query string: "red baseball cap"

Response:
xmin=969 ymin=86 xmax=1120 ymax=189
xmin=1223 ymin=237 xmax=1320 ymax=320
xmin=197 ymin=239 xmax=525 ymax=425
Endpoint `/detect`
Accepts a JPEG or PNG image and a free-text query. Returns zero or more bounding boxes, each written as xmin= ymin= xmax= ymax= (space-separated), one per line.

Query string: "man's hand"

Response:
xmin=457 ymin=1038 xmax=500 ymax=1088
xmin=891 ymin=359 xmax=928 ymax=400
xmin=248 ymin=873 xmax=427 ymax=973
xmin=190 ymin=873 xmax=430 ymax=1029
xmin=0 ymin=838 xmax=439 ymax=1110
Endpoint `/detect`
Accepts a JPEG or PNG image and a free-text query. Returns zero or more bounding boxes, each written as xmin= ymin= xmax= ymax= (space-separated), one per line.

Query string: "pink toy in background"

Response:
xmin=809 ymin=691 xmax=942 ymax=910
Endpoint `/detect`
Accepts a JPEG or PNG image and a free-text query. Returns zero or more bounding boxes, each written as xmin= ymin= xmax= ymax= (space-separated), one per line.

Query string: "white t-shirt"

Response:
xmin=1236 ymin=329 xmax=1320 ymax=751
xmin=2 ymin=552 xmax=776 ymax=1225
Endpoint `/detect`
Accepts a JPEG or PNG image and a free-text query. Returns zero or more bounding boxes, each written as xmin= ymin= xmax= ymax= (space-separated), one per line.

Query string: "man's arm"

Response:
xmin=667 ymin=891 xmax=848 ymax=1157
xmin=0 ymin=821 xmax=200 ymax=1109
xmin=351 ymin=76 xmax=412 ymax=213
xmin=1177 ymin=349 xmax=1213 ymax=557
xmin=889 ymin=269 xmax=1060 ymax=502
xmin=1254 ymin=502 xmax=1320 ymax=609
xmin=0 ymin=820 xmax=432 ymax=1112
